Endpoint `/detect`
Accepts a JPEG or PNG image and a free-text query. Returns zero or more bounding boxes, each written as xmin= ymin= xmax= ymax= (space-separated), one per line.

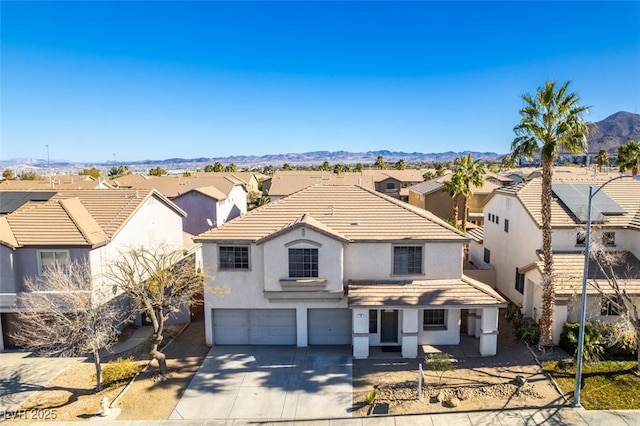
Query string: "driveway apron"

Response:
xmin=170 ymin=345 xmax=353 ymax=420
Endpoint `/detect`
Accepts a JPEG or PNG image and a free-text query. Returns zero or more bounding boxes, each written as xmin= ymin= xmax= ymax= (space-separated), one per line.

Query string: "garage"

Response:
xmin=212 ymin=309 xmax=296 ymax=345
xmin=308 ymin=308 xmax=352 ymax=345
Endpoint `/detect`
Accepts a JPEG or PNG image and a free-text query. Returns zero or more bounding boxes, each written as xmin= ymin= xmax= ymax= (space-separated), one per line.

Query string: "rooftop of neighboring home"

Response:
xmin=265 ymin=171 xmax=376 ymax=197
xmin=486 ymin=176 xmax=640 ymax=230
xmin=196 ymin=185 xmax=467 ymax=243
xmin=0 ymin=189 xmax=184 ymax=249
xmin=0 ymin=175 xmax=112 ymax=190
xmin=409 ymin=173 xmax=502 ymax=196
xmin=520 ymin=251 xmax=640 ymax=296
xmin=109 ymin=173 xmax=246 ymax=200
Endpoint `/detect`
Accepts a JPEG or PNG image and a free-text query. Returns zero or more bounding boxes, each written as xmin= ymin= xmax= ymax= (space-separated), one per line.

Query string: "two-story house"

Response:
xmin=470 ymin=177 xmax=640 ymax=343
xmin=196 ymin=185 xmax=506 ymax=359
xmin=0 ymin=189 xmax=194 ymax=351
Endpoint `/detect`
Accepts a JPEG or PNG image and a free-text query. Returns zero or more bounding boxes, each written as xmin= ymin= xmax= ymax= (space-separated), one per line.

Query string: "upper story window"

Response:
xmin=515 ymin=268 xmax=525 ymax=294
xmin=386 ymin=182 xmax=396 ymax=190
xmin=600 ymin=296 xmax=620 ymax=316
xmin=219 ymin=246 xmax=249 ymax=270
xmin=393 ymin=246 xmax=422 ymax=275
xmin=38 ymin=250 xmax=69 ymax=275
xmin=602 ymin=232 xmax=616 ymax=247
xmin=288 ymin=248 xmax=318 ymax=278
xmin=576 ymin=232 xmax=586 ymax=246
xmin=504 ymin=219 xmax=509 ymax=233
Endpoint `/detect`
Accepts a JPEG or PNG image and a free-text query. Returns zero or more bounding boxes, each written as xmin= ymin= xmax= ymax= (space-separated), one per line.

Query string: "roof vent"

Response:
xmin=351 ymin=222 xmax=360 ymax=226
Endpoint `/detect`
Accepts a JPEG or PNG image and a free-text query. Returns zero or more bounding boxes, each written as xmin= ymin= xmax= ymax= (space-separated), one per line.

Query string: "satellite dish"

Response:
xmin=206 ymin=218 xmax=213 ymax=227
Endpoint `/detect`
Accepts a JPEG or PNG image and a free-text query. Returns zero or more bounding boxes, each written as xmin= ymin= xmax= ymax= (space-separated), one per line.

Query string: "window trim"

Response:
xmin=576 ymin=232 xmax=586 ymax=247
xmin=37 ymin=250 xmax=70 ymax=275
xmin=515 ymin=268 xmax=525 ymax=294
xmin=600 ymin=296 xmax=621 ymax=316
xmin=483 ymin=248 xmax=491 ymax=264
xmin=218 ymin=245 xmax=251 ymax=270
xmin=423 ymin=309 xmax=447 ymax=330
xmin=392 ymin=245 xmax=424 ymax=276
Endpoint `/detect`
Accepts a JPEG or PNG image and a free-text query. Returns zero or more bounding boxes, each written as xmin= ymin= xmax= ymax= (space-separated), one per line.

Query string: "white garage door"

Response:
xmin=308 ymin=309 xmax=352 ymax=345
xmin=213 ymin=309 xmax=296 ymax=345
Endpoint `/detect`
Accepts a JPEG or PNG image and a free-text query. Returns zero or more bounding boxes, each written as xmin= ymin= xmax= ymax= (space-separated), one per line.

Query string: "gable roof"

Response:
xmin=485 ymin=177 xmax=640 ymax=230
xmin=1 ymin=189 xmax=185 ymax=248
xmin=266 ymin=171 xmax=376 ymax=197
xmin=0 ymin=176 xmax=111 ymax=190
xmin=409 ymin=173 xmax=501 ymax=196
xmin=109 ymin=173 xmax=244 ymax=199
xmin=197 ymin=185 xmax=466 ymax=243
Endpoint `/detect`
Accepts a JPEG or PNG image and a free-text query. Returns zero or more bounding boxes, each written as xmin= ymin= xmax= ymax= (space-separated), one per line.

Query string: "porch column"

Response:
xmin=553 ymin=303 xmax=568 ymax=346
xmin=479 ymin=307 xmax=499 ymax=356
xmin=401 ymin=308 xmax=419 ymax=358
xmin=204 ymin=303 xmax=213 ymax=346
xmin=475 ymin=310 xmax=482 ymax=338
xmin=296 ymin=307 xmax=308 ymax=347
xmin=352 ymin=308 xmax=369 ymax=359
xmin=467 ymin=309 xmax=476 ymax=337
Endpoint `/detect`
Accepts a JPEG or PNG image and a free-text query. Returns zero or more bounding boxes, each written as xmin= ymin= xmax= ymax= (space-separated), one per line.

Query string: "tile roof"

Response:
xmin=523 ymin=251 xmax=640 ymax=296
xmin=488 ymin=177 xmax=640 ymax=229
xmin=466 ymin=226 xmax=484 ymax=243
xmin=196 ymin=185 xmax=467 ymax=243
xmin=409 ymin=174 xmax=501 ymax=196
xmin=0 ymin=176 xmax=110 ymax=190
xmin=266 ymin=171 xmax=376 ymax=197
xmin=109 ymin=174 xmax=243 ymax=199
xmin=1 ymin=189 xmax=184 ymax=248
xmin=347 ymin=275 xmax=506 ymax=307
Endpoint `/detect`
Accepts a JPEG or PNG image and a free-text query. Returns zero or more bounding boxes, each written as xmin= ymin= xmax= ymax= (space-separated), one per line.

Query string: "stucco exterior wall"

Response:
xmin=173 ymin=192 xmax=218 ymax=235
xmin=217 ymin=185 xmax=247 ymax=224
xmin=0 ymin=246 xmax=16 ymax=294
xmin=419 ymin=308 xmax=461 ymax=345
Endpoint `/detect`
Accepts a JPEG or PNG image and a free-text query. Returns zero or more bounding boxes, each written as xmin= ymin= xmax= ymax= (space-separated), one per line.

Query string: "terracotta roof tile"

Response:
xmin=197 ymin=185 xmax=466 ymax=242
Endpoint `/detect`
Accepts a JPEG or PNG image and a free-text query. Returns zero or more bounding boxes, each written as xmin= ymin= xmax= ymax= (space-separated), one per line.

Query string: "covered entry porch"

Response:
xmin=347 ymin=277 xmax=507 ymax=359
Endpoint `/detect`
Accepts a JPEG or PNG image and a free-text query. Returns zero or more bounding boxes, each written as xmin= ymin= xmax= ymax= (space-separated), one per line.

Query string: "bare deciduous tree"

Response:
xmin=106 ymin=246 xmax=203 ymax=375
xmin=588 ymin=237 xmax=640 ymax=367
xmin=12 ymin=260 xmax=121 ymax=391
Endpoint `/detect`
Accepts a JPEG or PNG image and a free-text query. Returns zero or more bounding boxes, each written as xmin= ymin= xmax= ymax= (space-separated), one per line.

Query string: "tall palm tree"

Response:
xmin=395 ymin=159 xmax=407 ymax=170
xmin=617 ymin=140 xmax=640 ymax=175
xmin=595 ymin=149 xmax=609 ymax=172
xmin=511 ymin=80 xmax=591 ymax=350
xmin=442 ymin=172 xmax=466 ymax=229
xmin=374 ymin=155 xmax=388 ymax=170
xmin=453 ymin=154 xmax=485 ymax=232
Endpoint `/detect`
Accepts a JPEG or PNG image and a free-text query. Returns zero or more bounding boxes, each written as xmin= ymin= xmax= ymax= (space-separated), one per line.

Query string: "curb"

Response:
xmin=109 ymin=321 xmax=191 ymax=409
xmin=526 ymin=342 xmax=569 ymax=404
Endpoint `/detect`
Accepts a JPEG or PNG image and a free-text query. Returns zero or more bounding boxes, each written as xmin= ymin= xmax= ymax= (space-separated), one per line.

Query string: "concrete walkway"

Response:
xmin=170 ymin=345 xmax=353 ymax=420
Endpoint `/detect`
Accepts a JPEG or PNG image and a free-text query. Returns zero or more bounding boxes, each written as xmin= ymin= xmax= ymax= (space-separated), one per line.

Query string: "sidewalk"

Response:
xmin=30 ymin=407 xmax=640 ymax=425
xmin=99 ymin=325 xmax=153 ymax=359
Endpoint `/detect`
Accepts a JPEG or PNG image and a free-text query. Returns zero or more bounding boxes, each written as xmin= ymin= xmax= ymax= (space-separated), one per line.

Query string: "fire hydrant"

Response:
xmin=100 ymin=397 xmax=111 ymax=417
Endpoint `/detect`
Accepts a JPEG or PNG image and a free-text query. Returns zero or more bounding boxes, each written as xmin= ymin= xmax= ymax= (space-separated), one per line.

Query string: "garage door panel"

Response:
xmin=308 ymin=309 xmax=352 ymax=345
xmin=213 ymin=309 xmax=296 ymax=345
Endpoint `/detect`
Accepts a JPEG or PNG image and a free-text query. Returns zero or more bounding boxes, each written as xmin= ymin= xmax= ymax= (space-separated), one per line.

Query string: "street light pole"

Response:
xmin=573 ymin=174 xmax=640 ymax=408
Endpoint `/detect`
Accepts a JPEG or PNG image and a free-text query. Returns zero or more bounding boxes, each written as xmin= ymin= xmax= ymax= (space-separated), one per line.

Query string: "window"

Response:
xmin=504 ymin=219 xmax=509 ymax=233
xmin=515 ymin=268 xmax=525 ymax=294
xmin=423 ymin=309 xmax=446 ymax=328
xmin=288 ymin=248 xmax=318 ymax=278
xmin=393 ymin=246 xmax=422 ymax=275
xmin=38 ymin=250 xmax=69 ymax=275
xmin=386 ymin=182 xmax=396 ymax=190
xmin=483 ymin=248 xmax=491 ymax=264
xmin=219 ymin=246 xmax=249 ymax=270
xmin=576 ymin=232 xmax=586 ymax=246
xmin=602 ymin=232 xmax=616 ymax=247
xmin=600 ymin=296 xmax=620 ymax=316
xmin=369 ymin=310 xmax=378 ymax=333
xmin=495 ymin=216 xmax=499 ymax=225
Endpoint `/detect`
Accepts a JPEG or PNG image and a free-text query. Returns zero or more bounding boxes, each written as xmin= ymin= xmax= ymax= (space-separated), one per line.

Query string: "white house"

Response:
xmin=470 ymin=176 xmax=640 ymax=343
xmin=196 ymin=185 xmax=506 ymax=359
xmin=0 ymin=189 xmax=194 ymax=351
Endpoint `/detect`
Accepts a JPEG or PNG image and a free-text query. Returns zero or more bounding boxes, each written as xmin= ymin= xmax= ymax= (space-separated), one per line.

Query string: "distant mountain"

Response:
xmin=588 ymin=111 xmax=640 ymax=153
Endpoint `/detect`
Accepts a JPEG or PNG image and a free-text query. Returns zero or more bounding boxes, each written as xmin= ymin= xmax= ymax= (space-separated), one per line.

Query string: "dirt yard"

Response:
xmin=6 ymin=311 xmax=209 ymax=422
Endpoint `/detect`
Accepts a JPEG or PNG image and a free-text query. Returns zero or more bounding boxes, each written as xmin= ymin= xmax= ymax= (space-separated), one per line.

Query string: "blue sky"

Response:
xmin=2 ymin=1 xmax=639 ymax=163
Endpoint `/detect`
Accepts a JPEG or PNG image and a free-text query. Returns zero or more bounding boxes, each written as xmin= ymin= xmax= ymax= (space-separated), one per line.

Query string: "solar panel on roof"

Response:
xmin=552 ymin=184 xmax=626 ymax=224
xmin=0 ymin=191 xmax=57 ymax=214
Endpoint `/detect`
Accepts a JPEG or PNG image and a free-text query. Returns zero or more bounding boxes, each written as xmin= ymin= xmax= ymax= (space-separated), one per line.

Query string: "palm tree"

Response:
xmin=442 ymin=172 xmax=466 ymax=229
xmin=595 ymin=149 xmax=609 ymax=172
xmin=511 ymin=80 xmax=591 ymax=350
xmin=435 ymin=163 xmax=447 ymax=177
xmin=453 ymin=154 xmax=485 ymax=232
xmin=617 ymin=140 xmax=640 ymax=175
xmin=318 ymin=161 xmax=330 ymax=172
xmin=374 ymin=155 xmax=388 ymax=170
xmin=395 ymin=159 xmax=407 ymax=170
xmin=282 ymin=163 xmax=292 ymax=171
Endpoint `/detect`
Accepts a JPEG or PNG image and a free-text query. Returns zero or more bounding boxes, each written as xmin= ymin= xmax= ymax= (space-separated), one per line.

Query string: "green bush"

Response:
xmin=364 ymin=387 xmax=378 ymax=406
xmin=514 ymin=318 xmax=540 ymax=345
xmin=102 ymin=357 xmax=140 ymax=387
xmin=560 ymin=321 xmax=637 ymax=362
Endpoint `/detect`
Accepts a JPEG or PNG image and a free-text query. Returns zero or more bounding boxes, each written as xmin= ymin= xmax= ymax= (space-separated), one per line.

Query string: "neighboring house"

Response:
xmin=470 ymin=177 xmax=640 ymax=343
xmin=408 ymin=174 xmax=502 ymax=227
xmin=264 ymin=171 xmax=376 ymax=202
xmin=109 ymin=173 xmax=248 ymax=234
xmin=365 ymin=170 xmax=424 ymax=202
xmin=196 ymin=185 xmax=506 ymax=359
xmin=0 ymin=189 xmax=193 ymax=351
xmin=0 ymin=175 xmax=112 ymax=190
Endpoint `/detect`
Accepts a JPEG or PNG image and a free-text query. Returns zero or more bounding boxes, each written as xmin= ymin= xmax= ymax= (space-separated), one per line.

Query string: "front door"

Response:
xmin=380 ymin=309 xmax=398 ymax=343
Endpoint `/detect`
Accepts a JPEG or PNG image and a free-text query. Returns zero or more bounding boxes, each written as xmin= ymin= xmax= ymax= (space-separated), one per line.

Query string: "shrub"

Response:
xmin=560 ymin=321 xmax=636 ymax=362
xmin=426 ymin=353 xmax=454 ymax=385
xmin=102 ymin=357 xmax=140 ymax=387
xmin=514 ymin=318 xmax=540 ymax=345
xmin=364 ymin=387 xmax=378 ymax=406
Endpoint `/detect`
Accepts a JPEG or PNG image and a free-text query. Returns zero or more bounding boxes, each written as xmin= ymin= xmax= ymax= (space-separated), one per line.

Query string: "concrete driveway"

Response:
xmin=0 ymin=351 xmax=80 ymax=415
xmin=170 ymin=345 xmax=353 ymax=420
